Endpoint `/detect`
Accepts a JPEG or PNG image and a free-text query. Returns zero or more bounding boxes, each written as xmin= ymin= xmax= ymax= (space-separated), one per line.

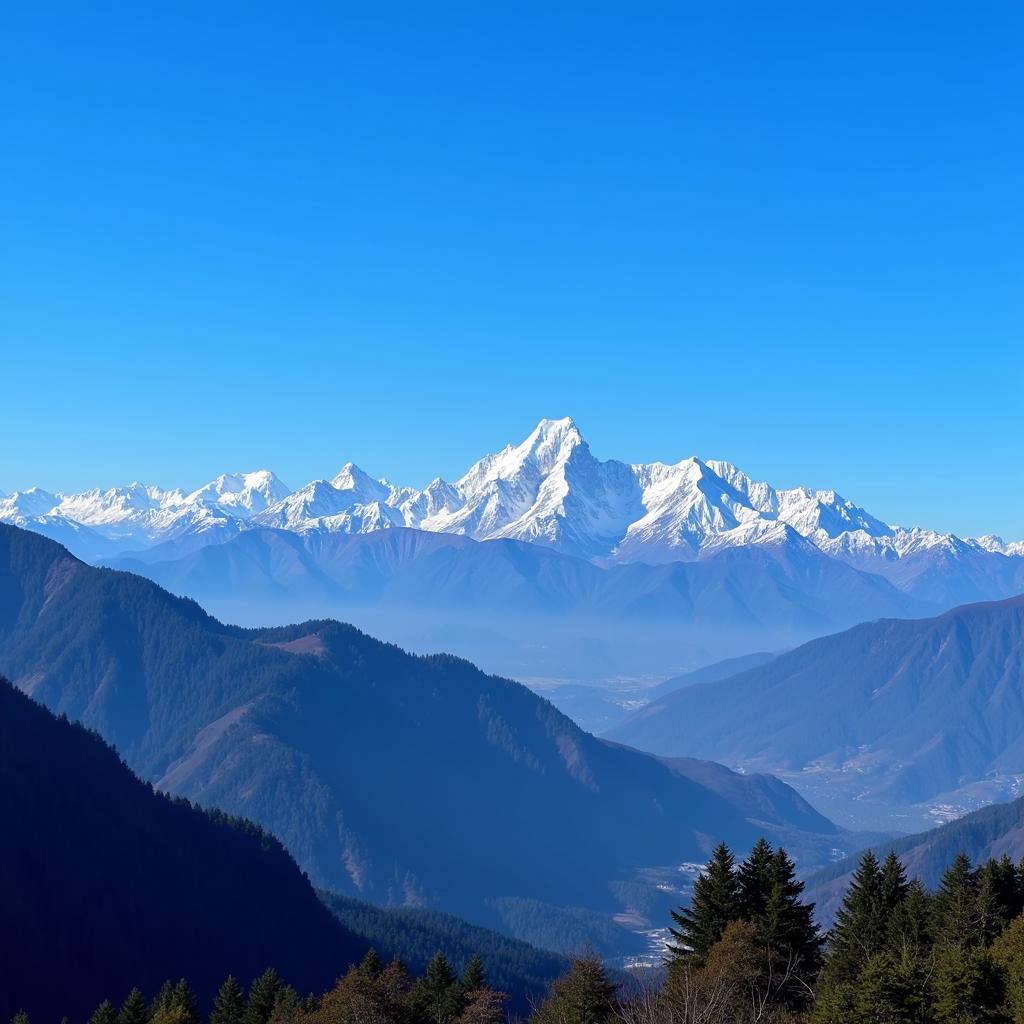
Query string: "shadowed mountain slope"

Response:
xmin=0 ymin=678 xmax=368 ymax=1023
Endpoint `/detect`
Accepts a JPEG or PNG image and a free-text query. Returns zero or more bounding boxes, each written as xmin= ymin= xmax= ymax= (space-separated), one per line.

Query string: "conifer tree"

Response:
xmin=118 ymin=989 xmax=149 ymax=1024
xmin=667 ymin=842 xmax=739 ymax=967
xmin=409 ymin=952 xmax=462 ymax=1024
xmin=358 ymin=948 xmax=383 ymax=979
xmin=152 ymin=983 xmax=176 ymax=1016
xmin=822 ymin=850 xmax=884 ymax=985
xmin=89 ymin=1003 xmax=117 ymax=1024
xmin=933 ymin=853 xmax=980 ymax=950
xmin=530 ymin=954 xmax=616 ymax=1024
xmin=991 ymin=914 xmax=1024 ymax=1022
xmin=737 ymin=837 xmax=776 ymax=924
xmin=976 ymin=859 xmax=1005 ymax=948
xmin=245 ymin=970 xmax=283 ymax=1024
xmin=459 ymin=954 xmax=487 ymax=995
xmin=264 ymin=986 xmax=299 ymax=1024
xmin=850 ymin=953 xmax=922 ymax=1024
xmin=887 ymin=879 xmax=933 ymax=956
xmin=761 ymin=848 xmax=822 ymax=971
xmin=11 ymin=1012 xmax=30 ymax=1024
xmin=977 ymin=855 xmax=1020 ymax=942
xmin=172 ymin=981 xmax=199 ymax=1024
xmin=879 ymin=851 xmax=910 ymax=917
xmin=932 ymin=947 xmax=1004 ymax=1023
xmin=210 ymin=978 xmax=245 ymax=1024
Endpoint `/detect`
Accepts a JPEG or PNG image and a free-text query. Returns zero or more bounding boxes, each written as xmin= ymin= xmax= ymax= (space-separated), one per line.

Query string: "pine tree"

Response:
xmin=822 ymin=850 xmax=884 ymax=985
xmin=210 ymin=977 xmax=245 ymax=1024
xmin=11 ymin=1012 xmax=30 ymax=1024
xmin=880 ymin=851 xmax=910 ymax=917
xmin=459 ymin=953 xmax=487 ymax=994
xmin=358 ymin=948 xmax=383 ymax=978
xmin=409 ymin=952 xmax=462 ymax=1024
xmin=932 ymin=946 xmax=1005 ymax=1023
xmin=152 ymin=983 xmax=176 ymax=1016
xmin=89 ymin=1003 xmax=118 ymax=1024
xmin=118 ymin=989 xmax=149 ymax=1024
xmin=173 ymin=981 xmax=199 ymax=1024
xmin=991 ymin=914 xmax=1024 ymax=1022
xmin=667 ymin=842 xmax=739 ymax=967
xmin=762 ymin=848 xmax=822 ymax=968
xmin=246 ymin=970 xmax=283 ymax=1024
xmin=737 ymin=837 xmax=776 ymax=924
xmin=977 ymin=856 xmax=1020 ymax=942
xmin=530 ymin=954 xmax=616 ymax=1024
xmin=887 ymin=879 xmax=933 ymax=957
xmin=933 ymin=853 xmax=981 ymax=950
xmin=265 ymin=986 xmax=299 ymax=1024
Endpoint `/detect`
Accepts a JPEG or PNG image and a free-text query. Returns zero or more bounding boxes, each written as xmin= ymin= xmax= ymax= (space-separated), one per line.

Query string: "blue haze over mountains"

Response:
xmin=3 ymin=419 xmax=1021 ymax=696
xmin=0 ymin=523 xmax=850 ymax=961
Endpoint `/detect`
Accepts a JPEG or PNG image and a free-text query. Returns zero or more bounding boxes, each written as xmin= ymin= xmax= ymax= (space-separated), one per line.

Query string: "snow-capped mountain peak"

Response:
xmin=4 ymin=418 xmax=1021 ymax=602
xmin=185 ymin=469 xmax=291 ymax=517
xmin=454 ymin=416 xmax=586 ymax=493
xmin=330 ymin=462 xmax=392 ymax=504
xmin=0 ymin=487 xmax=60 ymax=521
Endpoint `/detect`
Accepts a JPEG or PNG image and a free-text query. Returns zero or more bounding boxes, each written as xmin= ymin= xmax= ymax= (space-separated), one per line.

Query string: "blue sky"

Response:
xmin=2 ymin=2 xmax=1021 ymax=537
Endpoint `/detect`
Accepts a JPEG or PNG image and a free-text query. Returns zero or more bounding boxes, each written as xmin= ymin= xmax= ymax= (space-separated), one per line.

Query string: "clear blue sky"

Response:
xmin=2 ymin=2 xmax=1021 ymax=537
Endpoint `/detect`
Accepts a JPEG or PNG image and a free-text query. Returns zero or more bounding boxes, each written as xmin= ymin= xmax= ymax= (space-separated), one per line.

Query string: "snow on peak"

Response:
xmin=0 ymin=487 xmax=60 ymax=522
xmin=186 ymin=469 xmax=291 ymax=517
xmin=330 ymin=462 xmax=392 ymax=504
xmin=6 ymin=418 xmax=1021 ymax=575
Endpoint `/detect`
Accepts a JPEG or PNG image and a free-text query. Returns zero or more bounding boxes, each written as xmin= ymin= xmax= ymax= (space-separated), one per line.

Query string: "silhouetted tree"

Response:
xmin=668 ymin=842 xmax=739 ymax=967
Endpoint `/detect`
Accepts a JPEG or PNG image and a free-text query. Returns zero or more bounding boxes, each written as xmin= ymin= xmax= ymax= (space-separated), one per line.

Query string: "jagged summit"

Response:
xmin=3 ymin=418 xmax=1021 ymax=604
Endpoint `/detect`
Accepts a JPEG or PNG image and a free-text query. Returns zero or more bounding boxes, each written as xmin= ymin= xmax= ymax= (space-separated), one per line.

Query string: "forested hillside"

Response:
xmin=0 ymin=678 xmax=367 ymax=1022
xmin=806 ymin=793 xmax=1024 ymax=924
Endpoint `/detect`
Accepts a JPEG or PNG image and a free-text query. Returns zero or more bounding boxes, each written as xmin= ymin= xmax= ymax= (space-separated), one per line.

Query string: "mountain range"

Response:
xmin=4 ymin=418 xmax=1021 ymax=605
xmin=6 ymin=419 xmax=1020 ymax=687
xmin=108 ymin=525 xmax=925 ymax=684
xmin=0 ymin=523 xmax=851 ymax=958
xmin=607 ymin=595 xmax=1024 ymax=831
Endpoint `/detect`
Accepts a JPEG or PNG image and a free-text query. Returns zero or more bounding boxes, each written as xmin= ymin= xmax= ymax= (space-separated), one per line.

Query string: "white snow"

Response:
xmin=3 ymin=420 xmax=1021 ymax=576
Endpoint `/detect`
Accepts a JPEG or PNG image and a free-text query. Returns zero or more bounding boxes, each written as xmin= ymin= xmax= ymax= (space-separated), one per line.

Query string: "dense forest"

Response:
xmin=13 ymin=837 xmax=1024 ymax=1023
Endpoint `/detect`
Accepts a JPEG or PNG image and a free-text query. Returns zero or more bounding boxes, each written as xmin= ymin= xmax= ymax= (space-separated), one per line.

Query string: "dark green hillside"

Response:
xmin=0 ymin=678 xmax=367 ymax=1023
xmin=319 ymin=890 xmax=567 ymax=1004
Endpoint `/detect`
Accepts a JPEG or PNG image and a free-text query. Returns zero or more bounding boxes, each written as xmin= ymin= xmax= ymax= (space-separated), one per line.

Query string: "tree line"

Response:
xmin=13 ymin=839 xmax=1024 ymax=1024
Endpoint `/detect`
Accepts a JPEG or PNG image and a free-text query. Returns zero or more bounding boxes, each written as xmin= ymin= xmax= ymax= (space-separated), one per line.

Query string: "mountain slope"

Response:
xmin=645 ymin=651 xmax=778 ymax=700
xmin=607 ymin=596 xmax=1024 ymax=827
xmin=0 ymin=524 xmax=845 ymax=949
xmin=319 ymin=891 xmax=566 ymax=1009
xmin=108 ymin=525 xmax=926 ymax=682
xmin=0 ymin=678 xmax=369 ymax=1023
xmin=805 ymin=794 xmax=1024 ymax=925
